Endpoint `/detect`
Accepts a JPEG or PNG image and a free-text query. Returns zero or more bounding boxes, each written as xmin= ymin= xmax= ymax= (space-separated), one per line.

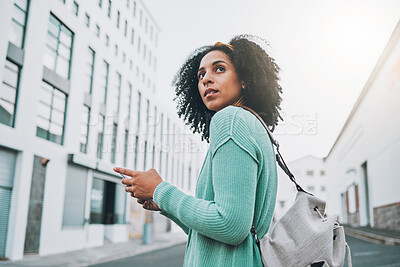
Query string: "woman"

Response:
xmin=114 ymin=34 xmax=283 ymax=266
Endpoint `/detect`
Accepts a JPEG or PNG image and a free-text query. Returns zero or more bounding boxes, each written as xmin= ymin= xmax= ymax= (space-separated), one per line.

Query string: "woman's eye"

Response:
xmin=216 ymin=66 xmax=225 ymax=72
xmin=198 ymin=72 xmax=205 ymax=79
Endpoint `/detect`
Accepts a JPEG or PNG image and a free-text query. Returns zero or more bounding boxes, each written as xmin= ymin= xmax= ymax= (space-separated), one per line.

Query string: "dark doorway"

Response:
xmin=361 ymin=161 xmax=371 ymax=226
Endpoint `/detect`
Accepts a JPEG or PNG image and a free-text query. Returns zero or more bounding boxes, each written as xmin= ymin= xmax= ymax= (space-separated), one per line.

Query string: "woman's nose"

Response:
xmin=202 ymin=72 xmax=213 ymax=86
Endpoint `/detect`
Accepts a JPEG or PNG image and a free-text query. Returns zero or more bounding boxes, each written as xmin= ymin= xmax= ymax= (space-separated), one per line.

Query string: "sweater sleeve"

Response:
xmin=153 ymin=138 xmax=258 ymax=245
xmin=159 ymin=210 xmax=190 ymax=235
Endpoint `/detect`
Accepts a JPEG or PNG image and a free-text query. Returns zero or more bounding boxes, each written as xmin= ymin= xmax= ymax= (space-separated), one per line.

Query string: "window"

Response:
xmin=80 ymin=105 xmax=90 ymax=153
xmin=116 ymin=11 xmax=120 ymax=28
xmin=143 ymin=43 xmax=146 ymax=59
xmin=279 ymin=201 xmax=285 ymax=208
xmin=98 ymin=0 xmax=102 ymax=7
xmin=84 ymin=47 xmax=95 ymax=94
xmin=307 ymin=186 xmax=315 ymax=192
xmin=63 ymin=164 xmax=87 ymax=227
xmin=145 ymin=99 xmax=149 ymax=133
xmin=107 ymin=0 xmax=112 ymax=17
xmin=111 ymin=123 xmax=118 ymax=163
xmin=133 ymin=1 xmax=136 ymax=17
xmin=149 ymin=51 xmax=152 ymax=65
xmin=145 ymin=18 xmax=148 ymax=33
xmin=150 ymin=25 xmax=153 ymax=40
xmin=153 ymin=106 xmax=157 ymax=139
xmin=90 ymin=178 xmax=126 ymax=224
xmin=9 ymin=0 xmax=30 ymax=48
xmin=129 ymin=59 xmax=132 ymax=70
xmin=124 ymin=20 xmax=127 ymax=37
xmin=321 ymin=186 xmax=326 ymax=192
xmin=105 ymin=34 xmax=109 ymax=46
xmin=99 ymin=60 xmax=109 ymax=104
xmin=95 ymin=24 xmax=100 ymax=37
xmin=43 ymin=14 xmax=74 ymax=80
xmin=137 ymin=36 xmax=141 ymax=52
xmin=36 ymin=81 xmax=67 ymax=145
xmin=122 ymin=52 xmax=126 ymax=63
xmin=143 ymin=140 xmax=147 ymax=170
xmin=126 ymin=0 xmax=130 ymax=8
xmin=130 ymin=28 xmax=134 ymax=45
xmin=114 ymin=44 xmax=118 ymax=56
xmin=139 ymin=10 xmax=142 ymax=25
xmin=137 ymin=91 xmax=141 ymax=128
xmin=306 ymin=170 xmax=314 ymax=176
xmin=320 ymin=170 xmax=325 ymax=176
xmin=111 ymin=72 xmax=121 ymax=115
xmin=134 ymin=135 xmax=138 ymax=169
xmin=0 ymin=60 xmax=20 ymax=127
xmin=126 ymin=83 xmax=132 ymax=117
xmin=159 ymin=113 xmax=163 ymax=173
xmin=155 ymin=32 xmax=158 ymax=47
xmin=123 ymin=129 xmax=129 ymax=166
xmin=96 ymin=114 xmax=105 ymax=159
xmin=73 ymin=1 xmax=79 ymax=16
xmin=85 ymin=13 xmax=90 ymax=27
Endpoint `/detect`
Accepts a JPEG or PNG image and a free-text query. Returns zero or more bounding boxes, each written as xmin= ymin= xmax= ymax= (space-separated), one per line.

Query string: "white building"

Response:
xmin=0 ymin=0 xmax=204 ymax=260
xmin=274 ymin=155 xmax=328 ymax=221
xmin=324 ymin=20 xmax=400 ymax=231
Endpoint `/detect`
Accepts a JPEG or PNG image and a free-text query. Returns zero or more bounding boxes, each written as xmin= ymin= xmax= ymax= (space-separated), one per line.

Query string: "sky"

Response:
xmin=146 ymin=0 xmax=400 ymax=161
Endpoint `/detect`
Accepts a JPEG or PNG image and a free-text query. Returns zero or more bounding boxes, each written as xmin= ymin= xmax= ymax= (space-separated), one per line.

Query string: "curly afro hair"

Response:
xmin=172 ymin=34 xmax=283 ymax=143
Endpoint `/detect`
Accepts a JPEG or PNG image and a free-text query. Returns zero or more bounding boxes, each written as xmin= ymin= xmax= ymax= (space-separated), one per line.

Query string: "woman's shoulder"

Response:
xmin=210 ymin=105 xmax=262 ymax=162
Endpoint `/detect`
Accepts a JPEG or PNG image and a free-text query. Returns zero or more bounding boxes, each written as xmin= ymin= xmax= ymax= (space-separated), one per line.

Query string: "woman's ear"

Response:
xmin=241 ymin=81 xmax=246 ymax=89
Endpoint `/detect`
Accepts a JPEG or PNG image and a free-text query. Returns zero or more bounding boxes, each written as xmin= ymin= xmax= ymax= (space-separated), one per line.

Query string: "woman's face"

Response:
xmin=197 ymin=50 xmax=243 ymax=112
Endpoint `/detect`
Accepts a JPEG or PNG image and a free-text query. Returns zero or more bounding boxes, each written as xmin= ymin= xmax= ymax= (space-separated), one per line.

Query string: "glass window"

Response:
xmin=145 ymin=18 xmax=148 ymax=33
xmin=80 ymin=105 xmax=90 ymax=153
xmin=107 ymin=0 xmax=112 ymax=17
xmin=105 ymin=34 xmax=109 ymax=46
xmin=139 ymin=10 xmax=142 ymax=25
xmin=90 ymin=178 xmax=104 ymax=224
xmin=123 ymin=129 xmax=129 ymax=166
xmin=98 ymin=0 xmax=102 ymax=7
xmin=96 ymin=114 xmax=105 ymax=159
xmin=114 ymin=44 xmax=118 ymax=56
xmin=321 ymin=186 xmax=326 ymax=192
xmin=63 ymin=164 xmax=87 ymax=227
xmin=133 ymin=1 xmax=136 ymax=17
xmin=113 ymin=183 xmax=126 ymax=224
xmin=134 ymin=135 xmax=138 ymax=170
xmin=137 ymin=36 xmax=141 ymax=52
xmin=95 ymin=24 xmax=100 ymax=37
xmin=116 ymin=11 xmax=120 ymax=28
xmin=130 ymin=28 xmax=134 ymax=45
xmin=320 ymin=170 xmax=325 ymax=176
xmin=307 ymin=170 xmax=314 ymax=176
xmin=36 ymin=81 xmax=67 ymax=145
xmin=143 ymin=140 xmax=147 ymax=170
xmin=84 ymin=47 xmax=95 ymax=94
xmin=136 ymin=91 xmax=141 ymax=128
xmin=111 ymin=72 xmax=121 ymax=115
xmin=9 ymin=0 xmax=29 ymax=48
xmin=111 ymin=123 xmax=118 ymax=163
xmin=145 ymin=99 xmax=149 ymax=133
xmin=124 ymin=20 xmax=127 ymax=37
xmin=307 ymin=186 xmax=315 ymax=192
xmin=73 ymin=1 xmax=79 ymax=16
xmin=85 ymin=13 xmax=90 ymax=27
xmin=99 ymin=60 xmax=109 ymax=104
xmin=0 ymin=60 xmax=20 ymax=127
xmin=43 ymin=14 xmax=74 ymax=80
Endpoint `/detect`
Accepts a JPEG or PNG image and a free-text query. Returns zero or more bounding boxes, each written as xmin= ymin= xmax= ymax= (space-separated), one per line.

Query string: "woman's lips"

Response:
xmin=205 ymin=91 xmax=218 ymax=98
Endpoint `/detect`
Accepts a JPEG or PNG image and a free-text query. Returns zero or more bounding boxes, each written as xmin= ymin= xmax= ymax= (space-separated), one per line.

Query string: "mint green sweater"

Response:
xmin=153 ymin=105 xmax=278 ymax=266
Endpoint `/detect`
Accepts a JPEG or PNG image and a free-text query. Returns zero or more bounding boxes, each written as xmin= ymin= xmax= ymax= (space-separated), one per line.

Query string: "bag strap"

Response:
xmin=239 ymin=105 xmax=312 ymax=195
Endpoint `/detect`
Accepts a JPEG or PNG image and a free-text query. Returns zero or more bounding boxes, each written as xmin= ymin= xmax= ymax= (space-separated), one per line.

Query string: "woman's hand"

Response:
xmin=114 ymin=167 xmax=163 ymax=200
xmin=137 ymin=199 xmax=162 ymax=211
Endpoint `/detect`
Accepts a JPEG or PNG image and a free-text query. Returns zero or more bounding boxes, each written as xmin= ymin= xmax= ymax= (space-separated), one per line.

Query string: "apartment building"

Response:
xmin=0 ymin=0 xmax=204 ymax=260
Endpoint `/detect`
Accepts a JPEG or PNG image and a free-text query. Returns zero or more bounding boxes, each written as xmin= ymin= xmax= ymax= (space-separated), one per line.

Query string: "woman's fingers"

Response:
xmin=113 ymin=167 xmax=140 ymax=177
xmin=137 ymin=198 xmax=145 ymax=204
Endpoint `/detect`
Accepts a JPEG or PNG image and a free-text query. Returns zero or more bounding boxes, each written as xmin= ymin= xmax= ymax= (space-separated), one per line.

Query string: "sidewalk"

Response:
xmin=344 ymin=224 xmax=400 ymax=245
xmin=0 ymin=231 xmax=187 ymax=267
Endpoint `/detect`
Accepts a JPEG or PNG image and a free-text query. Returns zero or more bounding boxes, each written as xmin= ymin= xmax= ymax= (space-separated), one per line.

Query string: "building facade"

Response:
xmin=325 ymin=20 xmax=400 ymax=231
xmin=273 ymin=155 xmax=328 ymax=222
xmin=0 ymin=0 xmax=204 ymax=260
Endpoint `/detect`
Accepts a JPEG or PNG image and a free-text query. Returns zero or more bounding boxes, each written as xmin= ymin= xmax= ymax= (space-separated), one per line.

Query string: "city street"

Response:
xmin=90 ymin=243 xmax=186 ymax=267
xmin=346 ymin=235 xmax=400 ymax=267
xmin=89 ymin=235 xmax=400 ymax=267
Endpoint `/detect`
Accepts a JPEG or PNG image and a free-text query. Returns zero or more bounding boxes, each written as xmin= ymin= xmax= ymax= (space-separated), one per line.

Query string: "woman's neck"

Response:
xmin=231 ymin=95 xmax=244 ymax=107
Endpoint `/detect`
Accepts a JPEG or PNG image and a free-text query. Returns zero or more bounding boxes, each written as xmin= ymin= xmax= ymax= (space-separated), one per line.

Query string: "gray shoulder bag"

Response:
xmin=241 ymin=105 xmax=352 ymax=267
